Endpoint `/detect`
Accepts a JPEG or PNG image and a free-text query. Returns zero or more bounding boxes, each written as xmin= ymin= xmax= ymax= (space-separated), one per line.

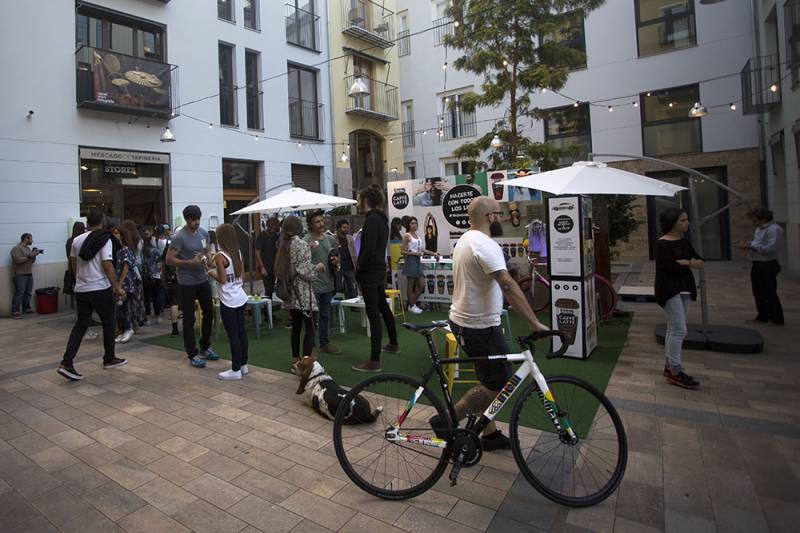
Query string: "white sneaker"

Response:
xmin=410 ymin=305 xmax=423 ymax=314
xmin=119 ymin=329 xmax=134 ymax=343
xmin=84 ymin=330 xmax=99 ymax=340
xmin=115 ymin=334 xmax=124 ymax=343
xmin=218 ymin=369 xmax=242 ymax=381
xmin=240 ymin=365 xmax=249 ymax=375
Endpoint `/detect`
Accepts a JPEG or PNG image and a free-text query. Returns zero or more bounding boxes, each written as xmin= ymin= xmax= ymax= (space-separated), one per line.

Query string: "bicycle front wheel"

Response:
xmin=332 ymin=373 xmax=451 ymax=500
xmin=509 ymin=376 xmax=627 ymax=507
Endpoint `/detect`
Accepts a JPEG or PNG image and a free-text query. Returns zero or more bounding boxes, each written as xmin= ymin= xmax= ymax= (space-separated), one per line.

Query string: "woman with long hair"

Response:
xmin=206 ymin=223 xmax=250 ymax=380
xmin=655 ymin=207 xmax=704 ymax=389
xmin=112 ymin=221 xmax=143 ymax=343
xmin=275 ymin=216 xmax=323 ymax=372
xmin=141 ymin=233 xmax=162 ymax=325
xmin=65 ymin=221 xmax=86 ymax=310
xmin=401 ymin=216 xmax=437 ymax=314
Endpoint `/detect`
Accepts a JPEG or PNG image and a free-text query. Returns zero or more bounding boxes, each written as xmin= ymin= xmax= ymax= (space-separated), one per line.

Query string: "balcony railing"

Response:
xmin=76 ymin=45 xmax=178 ymax=119
xmin=344 ymin=75 xmax=399 ymax=121
xmin=398 ymin=29 xmax=410 ymax=56
xmin=289 ymin=97 xmax=324 ymax=140
xmin=786 ymin=0 xmax=800 ymax=86
xmin=741 ymin=54 xmax=781 ymax=115
xmin=286 ymin=3 xmax=321 ymax=52
xmin=341 ymin=0 xmax=395 ymax=49
xmin=402 ymin=120 xmax=415 ymax=148
xmin=438 ymin=110 xmax=477 ymax=141
xmin=433 ymin=16 xmax=454 ymax=46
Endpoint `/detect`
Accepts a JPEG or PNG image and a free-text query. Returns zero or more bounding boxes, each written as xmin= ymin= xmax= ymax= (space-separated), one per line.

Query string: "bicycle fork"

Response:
xmin=531 ymin=371 xmax=578 ymax=444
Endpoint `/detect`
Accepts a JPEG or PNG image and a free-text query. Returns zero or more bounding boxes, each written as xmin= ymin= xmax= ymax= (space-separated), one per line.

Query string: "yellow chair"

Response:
xmin=441 ymin=331 xmax=478 ymax=390
xmin=384 ymin=289 xmax=405 ymax=322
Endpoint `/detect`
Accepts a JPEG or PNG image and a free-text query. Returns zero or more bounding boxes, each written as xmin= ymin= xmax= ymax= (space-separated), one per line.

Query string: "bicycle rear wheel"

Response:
xmin=594 ymin=274 xmax=617 ymax=319
xmin=529 ymin=275 xmax=551 ymax=313
xmin=332 ymin=373 xmax=451 ymax=500
xmin=509 ymin=376 xmax=627 ymax=507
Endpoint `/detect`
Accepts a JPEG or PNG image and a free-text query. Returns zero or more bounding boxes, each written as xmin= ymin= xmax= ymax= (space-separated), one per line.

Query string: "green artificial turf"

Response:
xmin=143 ymin=307 xmax=631 ymax=434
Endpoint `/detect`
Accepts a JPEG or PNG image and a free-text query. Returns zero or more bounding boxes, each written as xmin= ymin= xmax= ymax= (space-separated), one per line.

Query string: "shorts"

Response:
xmin=164 ymin=282 xmax=178 ymax=307
xmin=402 ymin=255 xmax=423 ymax=278
xmin=449 ymin=321 xmax=512 ymax=391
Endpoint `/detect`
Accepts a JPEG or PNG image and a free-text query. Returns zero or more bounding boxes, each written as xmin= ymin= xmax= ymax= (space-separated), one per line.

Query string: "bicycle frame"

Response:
xmin=385 ymin=331 xmax=578 ymax=449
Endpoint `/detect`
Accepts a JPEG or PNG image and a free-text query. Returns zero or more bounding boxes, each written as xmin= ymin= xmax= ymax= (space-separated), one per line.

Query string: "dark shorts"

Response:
xmin=449 ymin=321 xmax=512 ymax=391
xmin=402 ymin=255 xmax=423 ymax=278
xmin=164 ymin=282 xmax=178 ymax=306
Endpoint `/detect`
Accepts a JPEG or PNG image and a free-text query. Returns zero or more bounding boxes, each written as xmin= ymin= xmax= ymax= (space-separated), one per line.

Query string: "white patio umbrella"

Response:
xmin=498 ymin=161 xmax=686 ymax=197
xmin=231 ymin=187 xmax=356 ymax=215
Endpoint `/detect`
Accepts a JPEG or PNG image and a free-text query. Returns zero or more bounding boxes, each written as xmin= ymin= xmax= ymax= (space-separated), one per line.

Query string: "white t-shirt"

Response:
xmin=217 ymin=251 xmax=248 ymax=308
xmin=449 ymin=230 xmax=507 ymax=328
xmin=71 ymin=231 xmax=113 ymax=293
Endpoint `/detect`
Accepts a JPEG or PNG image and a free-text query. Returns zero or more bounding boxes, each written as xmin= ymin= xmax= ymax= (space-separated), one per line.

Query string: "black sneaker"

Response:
xmin=663 ymin=366 xmax=671 ymax=377
xmin=171 ymin=324 xmax=179 ymax=336
xmin=666 ymin=371 xmax=699 ymax=389
xmin=103 ymin=358 xmax=128 ymax=369
xmin=428 ymin=415 xmax=451 ymax=440
xmin=57 ymin=365 xmax=83 ymax=381
xmin=481 ymin=430 xmax=511 ymax=451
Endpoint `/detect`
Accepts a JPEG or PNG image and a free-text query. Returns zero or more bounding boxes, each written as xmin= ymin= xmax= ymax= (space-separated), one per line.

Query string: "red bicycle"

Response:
xmin=515 ymin=255 xmax=618 ymax=319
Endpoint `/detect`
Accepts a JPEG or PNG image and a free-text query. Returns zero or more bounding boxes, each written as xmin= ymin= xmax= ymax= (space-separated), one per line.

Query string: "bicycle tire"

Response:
xmin=532 ymin=275 xmax=551 ymax=313
xmin=594 ymin=274 xmax=617 ymax=319
xmin=332 ymin=373 xmax=452 ymax=500
xmin=509 ymin=375 xmax=627 ymax=507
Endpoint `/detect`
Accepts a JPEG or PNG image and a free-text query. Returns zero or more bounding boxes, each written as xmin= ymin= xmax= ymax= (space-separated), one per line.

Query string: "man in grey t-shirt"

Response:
xmin=166 ymin=205 xmax=219 ymax=368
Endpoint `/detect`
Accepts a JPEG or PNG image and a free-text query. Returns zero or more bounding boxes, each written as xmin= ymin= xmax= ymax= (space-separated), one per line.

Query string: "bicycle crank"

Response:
xmin=448 ymin=429 xmax=482 ymax=486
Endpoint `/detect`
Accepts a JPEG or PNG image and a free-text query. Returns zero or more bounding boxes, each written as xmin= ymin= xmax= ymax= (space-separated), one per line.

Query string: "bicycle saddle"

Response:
xmin=402 ymin=320 xmax=449 ymax=331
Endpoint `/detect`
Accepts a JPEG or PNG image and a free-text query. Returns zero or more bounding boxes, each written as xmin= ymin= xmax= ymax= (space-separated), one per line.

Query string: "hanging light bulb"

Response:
xmin=541 ymin=88 xmax=548 ymax=93
xmin=688 ymin=102 xmax=708 ymax=118
xmin=296 ymin=142 xmax=303 ymax=148
xmin=444 ymin=96 xmax=450 ymax=104
xmin=633 ymin=101 xmax=639 ymax=107
xmin=442 ymin=62 xmax=448 ymax=70
xmin=453 ymin=19 xmax=460 ymax=27
xmin=389 ymin=138 xmax=393 ymax=143
xmin=729 ymin=102 xmax=737 ymax=111
xmin=646 ymin=91 xmax=651 ymax=97
xmin=490 ymin=134 xmax=503 ymax=149
xmin=339 ymin=151 xmax=349 ymax=163
xmin=253 ymin=135 xmax=259 ymax=141
xmin=573 ymin=101 xmax=580 ymax=108
xmin=348 ymin=76 xmax=370 ymax=97
xmin=80 ymin=165 xmax=89 ymax=171
xmin=668 ymin=102 xmax=674 ymax=108
xmin=160 ymin=126 xmax=176 ymax=142
xmin=208 ymin=123 xmax=213 ymax=129
xmin=607 ymin=105 xmax=613 ymax=112
xmin=770 ymin=83 xmax=779 ymax=93
xmin=422 ymin=130 xmax=427 ymax=135
xmin=502 ymin=59 xmax=508 ymax=67
xmin=390 ymin=167 xmax=398 ymax=173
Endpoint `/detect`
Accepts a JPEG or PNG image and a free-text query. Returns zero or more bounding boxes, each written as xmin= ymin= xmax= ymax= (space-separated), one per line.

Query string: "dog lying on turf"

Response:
xmin=295 ymin=357 xmax=382 ymax=424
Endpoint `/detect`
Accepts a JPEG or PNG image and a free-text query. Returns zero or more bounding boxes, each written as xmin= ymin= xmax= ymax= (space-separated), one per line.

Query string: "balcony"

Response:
xmin=398 ymin=29 xmax=410 ymax=56
xmin=76 ymin=45 xmax=178 ymax=119
xmin=740 ymin=54 xmax=781 ymax=115
xmin=433 ymin=16 xmax=454 ymax=47
xmin=438 ymin=110 xmax=477 ymax=141
xmin=344 ymin=75 xmax=398 ymax=121
xmin=402 ymin=120 xmax=415 ymax=148
xmin=341 ymin=0 xmax=395 ymax=49
xmin=286 ymin=3 xmax=321 ymax=52
xmin=289 ymin=97 xmax=324 ymax=140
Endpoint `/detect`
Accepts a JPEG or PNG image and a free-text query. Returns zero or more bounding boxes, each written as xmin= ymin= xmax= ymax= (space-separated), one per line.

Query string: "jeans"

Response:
xmin=11 ymin=274 xmax=32 ymax=313
xmin=341 ymin=269 xmax=358 ymax=299
xmin=220 ymin=303 xmax=248 ymax=371
xmin=360 ymin=283 xmax=398 ymax=361
xmin=261 ymin=273 xmax=275 ymax=298
xmin=62 ymin=288 xmax=116 ymax=366
xmin=290 ymin=309 xmax=315 ymax=358
xmin=179 ymin=281 xmax=213 ymax=358
xmin=662 ymin=293 xmax=689 ymax=374
xmin=751 ymin=260 xmax=784 ymax=324
xmin=315 ymin=291 xmax=334 ymax=347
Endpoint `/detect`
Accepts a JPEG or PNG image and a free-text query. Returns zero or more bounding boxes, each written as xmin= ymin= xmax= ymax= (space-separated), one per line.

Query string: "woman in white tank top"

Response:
xmin=206 ymin=224 xmax=249 ymax=380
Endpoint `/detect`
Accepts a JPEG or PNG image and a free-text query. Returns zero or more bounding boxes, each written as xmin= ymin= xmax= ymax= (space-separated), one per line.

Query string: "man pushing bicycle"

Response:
xmin=433 ymin=196 xmax=549 ymax=451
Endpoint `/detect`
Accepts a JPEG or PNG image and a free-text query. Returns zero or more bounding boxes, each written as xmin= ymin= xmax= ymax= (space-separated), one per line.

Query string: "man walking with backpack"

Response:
xmin=57 ymin=208 xmax=127 ymax=380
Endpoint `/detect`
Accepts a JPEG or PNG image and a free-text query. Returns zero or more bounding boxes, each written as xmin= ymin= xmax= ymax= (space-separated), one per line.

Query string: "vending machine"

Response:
xmin=546 ymin=195 xmax=598 ymax=359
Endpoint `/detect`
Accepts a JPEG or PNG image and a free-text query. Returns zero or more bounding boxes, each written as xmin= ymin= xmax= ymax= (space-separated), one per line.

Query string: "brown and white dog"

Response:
xmin=295 ymin=357 xmax=382 ymax=424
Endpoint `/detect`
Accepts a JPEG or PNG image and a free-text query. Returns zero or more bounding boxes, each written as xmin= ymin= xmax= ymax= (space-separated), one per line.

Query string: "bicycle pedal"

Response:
xmin=449 ymin=463 xmax=462 ymax=486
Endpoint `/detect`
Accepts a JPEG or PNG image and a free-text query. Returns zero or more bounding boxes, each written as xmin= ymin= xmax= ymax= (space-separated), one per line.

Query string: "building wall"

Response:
xmin=0 ymin=0 xmax=335 ymax=316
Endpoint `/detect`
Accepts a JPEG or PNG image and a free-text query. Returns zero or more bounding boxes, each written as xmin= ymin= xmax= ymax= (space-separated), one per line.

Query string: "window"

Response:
xmin=245 ymin=50 xmax=262 ymax=129
xmin=440 ymin=93 xmax=476 ymax=140
xmin=292 ymin=164 xmax=321 ymax=192
xmin=786 ymin=0 xmax=800 ymax=87
xmin=218 ymin=43 xmax=236 ymax=126
xmin=286 ymin=0 xmax=319 ymax=51
xmin=635 ymin=0 xmax=696 ymax=57
xmin=288 ymin=63 xmax=320 ymax=139
xmin=641 ymin=84 xmax=701 ymax=156
xmin=244 ymin=0 xmax=259 ymax=29
xmin=398 ymin=12 xmax=411 ymax=56
xmin=402 ymin=101 xmax=415 ymax=148
xmin=544 ymin=103 xmax=592 ymax=165
xmin=540 ymin=11 xmax=586 ymax=70
xmin=218 ymin=0 xmax=234 ymax=21
xmin=432 ymin=0 xmax=454 ymax=47
xmin=76 ymin=8 xmax=165 ymax=61
xmin=223 ymin=159 xmax=259 ymax=190
xmin=405 ymin=162 xmax=416 ymax=179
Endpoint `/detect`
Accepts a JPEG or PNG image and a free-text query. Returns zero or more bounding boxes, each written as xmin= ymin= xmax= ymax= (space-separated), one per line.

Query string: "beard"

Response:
xmin=489 ymin=220 xmax=503 ymax=237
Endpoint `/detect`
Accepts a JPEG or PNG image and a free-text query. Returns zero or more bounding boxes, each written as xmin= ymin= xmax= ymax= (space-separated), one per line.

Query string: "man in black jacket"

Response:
xmin=352 ymin=186 xmax=400 ymax=372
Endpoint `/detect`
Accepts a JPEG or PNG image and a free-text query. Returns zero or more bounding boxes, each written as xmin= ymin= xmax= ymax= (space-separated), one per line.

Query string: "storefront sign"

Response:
xmin=80 ymin=148 xmax=170 ymax=165
xmin=104 ymin=162 xmax=136 ymax=175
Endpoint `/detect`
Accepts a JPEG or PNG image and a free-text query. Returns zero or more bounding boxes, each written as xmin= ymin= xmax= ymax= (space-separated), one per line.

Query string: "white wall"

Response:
xmin=397 ymin=0 xmax=757 ymax=177
xmin=0 ymin=0 xmax=334 ymax=314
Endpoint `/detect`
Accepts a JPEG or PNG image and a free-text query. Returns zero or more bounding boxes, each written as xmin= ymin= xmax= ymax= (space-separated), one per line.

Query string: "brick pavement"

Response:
xmin=0 ymin=261 xmax=798 ymax=532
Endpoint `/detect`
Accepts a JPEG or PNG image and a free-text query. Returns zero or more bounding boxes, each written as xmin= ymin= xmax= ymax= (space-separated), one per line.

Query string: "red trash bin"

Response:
xmin=35 ymin=287 xmax=59 ymax=314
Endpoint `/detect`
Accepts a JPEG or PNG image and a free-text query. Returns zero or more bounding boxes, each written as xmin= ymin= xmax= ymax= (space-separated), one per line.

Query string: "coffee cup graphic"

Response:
xmin=517 ymin=244 xmax=525 ymax=256
xmin=436 ymin=275 xmax=445 ymax=295
xmin=426 ymin=274 xmax=435 ymax=294
xmin=555 ymin=298 xmax=580 ymax=345
xmin=490 ymin=172 xmax=505 ymax=201
xmin=510 ymin=244 xmax=517 ymax=257
xmin=446 ymin=276 xmax=454 ymax=295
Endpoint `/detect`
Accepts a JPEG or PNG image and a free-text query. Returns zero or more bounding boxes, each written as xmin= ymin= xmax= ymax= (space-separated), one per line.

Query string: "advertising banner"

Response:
xmin=547 ymin=196 xmax=581 ymax=277
xmin=89 ymin=48 xmax=172 ymax=114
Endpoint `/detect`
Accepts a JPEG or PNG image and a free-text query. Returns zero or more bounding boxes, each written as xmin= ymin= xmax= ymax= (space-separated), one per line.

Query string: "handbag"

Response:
xmin=63 ymin=269 xmax=75 ymax=295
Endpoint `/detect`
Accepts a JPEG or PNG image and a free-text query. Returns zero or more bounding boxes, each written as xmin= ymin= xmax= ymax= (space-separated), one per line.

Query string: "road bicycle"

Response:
xmin=515 ymin=256 xmax=618 ymax=319
xmin=332 ymin=322 xmax=627 ymax=507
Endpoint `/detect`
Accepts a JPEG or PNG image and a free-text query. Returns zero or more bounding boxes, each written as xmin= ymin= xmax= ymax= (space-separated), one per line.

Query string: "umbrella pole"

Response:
xmin=687 ymin=177 xmax=709 ymax=339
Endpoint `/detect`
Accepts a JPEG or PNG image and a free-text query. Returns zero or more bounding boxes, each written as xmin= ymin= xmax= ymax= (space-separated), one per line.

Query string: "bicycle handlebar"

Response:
xmin=517 ymin=330 xmax=571 ymax=359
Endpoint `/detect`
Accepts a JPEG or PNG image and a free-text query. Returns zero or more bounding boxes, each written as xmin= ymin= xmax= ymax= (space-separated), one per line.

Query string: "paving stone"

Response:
xmin=184 ymin=472 xmax=249 ymax=509
xmin=118 ymin=504 xmax=191 ymax=533
xmin=209 ymin=404 xmax=253 ymax=422
xmin=9 ymin=430 xmax=57 ymax=457
xmin=407 ymin=489 xmax=459 ymax=517
xmin=615 ymin=480 xmax=664 ymax=530
xmin=712 ymin=501 xmax=768 ymax=533
xmin=663 ymin=471 xmax=714 ymax=519
xmin=664 ymin=510 xmax=716 ymax=533
xmin=5 ymin=514 xmax=60 ymax=533
xmin=168 ymin=419 xmax=215 ymax=442
xmin=229 ymin=494 xmax=304 ymax=532
xmin=156 ymin=436 xmax=210 ymax=461
xmin=52 ymin=461 xmax=110 ymax=495
xmin=237 ymin=428 xmax=293 ymax=453
xmin=447 ymin=499 xmax=496 ymax=531
xmin=330 ymin=484 xmax=408 ymax=523
xmin=278 ymin=463 xmax=347 ymax=499
xmin=48 ymin=428 xmax=95 ymax=451
xmin=125 ymin=422 xmax=176 ymax=445
xmin=230 ymin=468 xmax=299 ymax=503
xmin=28 ymin=486 xmax=97 ymax=529
xmin=613 ymin=516 xmax=663 ymax=533
xmin=340 ymin=513 xmax=406 ymax=533
xmin=83 ymin=481 xmax=148 ymax=521
xmin=133 ymin=476 xmax=198 ymax=515
xmin=201 ymin=416 xmax=252 ymax=438
xmin=3 ymin=465 xmax=63 ymax=499
xmin=71 ymin=442 xmax=123 ymax=467
xmin=171 ymin=499 xmax=248 ymax=533
xmin=97 ymin=458 xmax=158 ymax=490
xmin=30 ymin=446 xmax=79 ymax=473
xmin=760 ymin=496 xmax=800 ymax=532
xmin=395 ymin=505 xmax=481 ymax=533
xmin=473 ymin=466 xmax=516 ymax=491
xmin=65 ymin=414 xmax=108 ymax=435
xmin=90 ymin=426 xmax=136 ymax=449
xmin=289 ymin=519 xmax=336 ymax=533
xmin=280 ymin=489 xmax=357 ymax=530
xmin=145 ymin=454 xmax=205 ymax=486
xmin=237 ymin=446 xmax=296 ymax=475
xmin=189 ymin=450 xmax=250 ymax=481
xmin=197 ymin=432 xmax=252 ymax=458
xmin=114 ymin=438 xmax=167 ymax=466
xmin=0 ymin=489 xmax=44 ymax=530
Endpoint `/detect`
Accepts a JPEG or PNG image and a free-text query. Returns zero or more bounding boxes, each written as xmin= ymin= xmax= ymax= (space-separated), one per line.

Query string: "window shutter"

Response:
xmin=292 ymin=164 xmax=321 ymax=192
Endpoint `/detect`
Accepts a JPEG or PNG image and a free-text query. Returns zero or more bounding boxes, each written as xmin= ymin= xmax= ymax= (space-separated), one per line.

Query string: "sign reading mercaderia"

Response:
xmin=79 ymin=147 xmax=170 ymax=165
xmin=442 ymin=185 xmax=481 ymax=229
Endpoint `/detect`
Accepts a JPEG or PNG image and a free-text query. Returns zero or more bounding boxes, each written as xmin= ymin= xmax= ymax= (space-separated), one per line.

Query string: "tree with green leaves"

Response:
xmin=444 ymin=0 xmax=604 ymax=171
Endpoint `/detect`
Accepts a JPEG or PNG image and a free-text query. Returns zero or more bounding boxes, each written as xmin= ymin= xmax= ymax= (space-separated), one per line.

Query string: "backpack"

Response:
xmin=160 ymin=239 xmax=177 ymax=285
xmin=274 ymin=249 xmax=294 ymax=301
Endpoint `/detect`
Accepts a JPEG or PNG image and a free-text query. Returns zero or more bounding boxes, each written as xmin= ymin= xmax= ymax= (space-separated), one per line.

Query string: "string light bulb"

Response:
xmin=729 ymin=102 xmax=736 ymax=111
xmin=633 ymin=101 xmax=639 ymax=107
xmin=453 ymin=19 xmax=460 ymax=27
xmin=253 ymin=135 xmax=259 ymax=141
xmin=490 ymin=134 xmax=503 ymax=149
xmin=770 ymin=83 xmax=779 ymax=92
xmin=608 ymin=105 xmax=613 ymax=112
xmin=573 ymin=101 xmax=580 ymax=108
xmin=668 ymin=102 xmax=674 ymax=108
xmin=339 ymin=151 xmax=349 ymax=163
xmin=646 ymin=92 xmax=651 ymax=97
xmin=296 ymin=142 xmax=303 ymax=148
xmin=208 ymin=123 xmax=213 ymax=129
xmin=502 ymin=59 xmax=508 ymax=67
xmin=541 ymin=88 xmax=547 ymax=93
xmin=442 ymin=62 xmax=448 ymax=70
